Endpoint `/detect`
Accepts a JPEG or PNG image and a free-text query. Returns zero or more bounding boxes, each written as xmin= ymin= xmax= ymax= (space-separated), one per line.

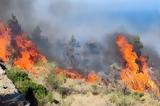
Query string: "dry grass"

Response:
xmin=23 ymin=62 xmax=160 ymax=106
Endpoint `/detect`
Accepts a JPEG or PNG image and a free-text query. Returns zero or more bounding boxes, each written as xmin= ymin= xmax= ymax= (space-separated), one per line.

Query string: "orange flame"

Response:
xmin=55 ymin=67 xmax=83 ymax=79
xmin=0 ymin=21 xmax=47 ymax=74
xmin=116 ymin=35 xmax=159 ymax=93
xmin=56 ymin=67 xmax=100 ymax=83
xmin=86 ymin=72 xmax=100 ymax=83
xmin=14 ymin=35 xmax=47 ymax=72
xmin=0 ymin=22 xmax=11 ymax=62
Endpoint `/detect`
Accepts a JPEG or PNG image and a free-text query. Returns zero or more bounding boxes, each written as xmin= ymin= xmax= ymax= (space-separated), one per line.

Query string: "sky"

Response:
xmin=66 ymin=0 xmax=160 ymax=41
xmin=1 ymin=0 xmax=160 ymax=52
xmin=29 ymin=0 xmax=160 ymax=53
xmin=33 ymin=0 xmax=160 ymax=33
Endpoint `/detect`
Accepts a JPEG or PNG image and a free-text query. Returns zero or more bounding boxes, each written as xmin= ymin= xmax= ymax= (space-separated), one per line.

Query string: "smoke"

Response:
xmin=0 ymin=0 xmax=160 ymax=72
xmin=0 ymin=0 xmax=71 ymax=40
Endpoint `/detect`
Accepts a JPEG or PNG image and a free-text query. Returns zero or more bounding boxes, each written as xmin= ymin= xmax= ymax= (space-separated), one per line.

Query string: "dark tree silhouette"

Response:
xmin=65 ymin=35 xmax=80 ymax=69
xmin=8 ymin=14 xmax=22 ymax=35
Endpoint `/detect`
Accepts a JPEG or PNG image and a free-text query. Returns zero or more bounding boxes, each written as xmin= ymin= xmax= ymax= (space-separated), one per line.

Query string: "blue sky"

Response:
xmin=60 ymin=1 xmax=159 ymax=42
xmin=28 ymin=0 xmax=160 ymax=54
xmin=70 ymin=0 xmax=160 ymax=29
xmin=32 ymin=0 xmax=160 ymax=43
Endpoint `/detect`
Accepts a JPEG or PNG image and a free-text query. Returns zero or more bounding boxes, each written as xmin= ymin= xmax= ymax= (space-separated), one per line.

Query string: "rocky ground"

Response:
xmin=0 ymin=67 xmax=30 ymax=106
xmin=0 ymin=68 xmax=17 ymax=95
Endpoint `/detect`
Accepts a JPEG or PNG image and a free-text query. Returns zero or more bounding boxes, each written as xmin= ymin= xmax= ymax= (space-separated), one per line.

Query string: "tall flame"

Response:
xmin=0 ymin=22 xmax=11 ymax=62
xmin=0 ymin=21 xmax=101 ymax=82
xmin=0 ymin=21 xmax=47 ymax=74
xmin=116 ymin=35 xmax=159 ymax=93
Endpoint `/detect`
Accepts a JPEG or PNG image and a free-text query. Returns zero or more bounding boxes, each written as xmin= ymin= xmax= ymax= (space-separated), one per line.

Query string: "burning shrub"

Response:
xmin=0 ymin=21 xmax=11 ymax=62
xmin=13 ymin=35 xmax=47 ymax=72
xmin=86 ymin=72 xmax=100 ymax=83
xmin=116 ymin=35 xmax=159 ymax=94
xmin=0 ymin=20 xmax=47 ymax=74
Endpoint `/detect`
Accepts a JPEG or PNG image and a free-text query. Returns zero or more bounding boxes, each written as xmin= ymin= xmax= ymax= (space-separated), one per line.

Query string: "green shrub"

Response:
xmin=14 ymin=80 xmax=31 ymax=93
xmin=39 ymin=91 xmax=54 ymax=106
xmin=6 ymin=67 xmax=29 ymax=82
xmin=6 ymin=68 xmax=48 ymax=103
xmin=31 ymin=83 xmax=47 ymax=99
xmin=130 ymin=92 xmax=144 ymax=100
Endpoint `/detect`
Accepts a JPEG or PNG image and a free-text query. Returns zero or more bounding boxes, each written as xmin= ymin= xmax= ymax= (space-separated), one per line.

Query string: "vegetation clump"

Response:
xmin=46 ymin=72 xmax=65 ymax=90
xmin=6 ymin=67 xmax=48 ymax=104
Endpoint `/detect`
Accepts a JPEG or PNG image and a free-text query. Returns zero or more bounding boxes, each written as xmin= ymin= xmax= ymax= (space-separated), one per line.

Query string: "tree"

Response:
xmin=133 ymin=36 xmax=143 ymax=56
xmin=31 ymin=26 xmax=52 ymax=59
xmin=8 ymin=14 xmax=22 ymax=35
xmin=65 ymin=35 xmax=80 ymax=69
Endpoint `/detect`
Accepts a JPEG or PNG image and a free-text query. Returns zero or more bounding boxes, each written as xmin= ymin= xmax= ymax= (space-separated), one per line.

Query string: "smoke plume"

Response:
xmin=0 ymin=0 xmax=160 ymax=73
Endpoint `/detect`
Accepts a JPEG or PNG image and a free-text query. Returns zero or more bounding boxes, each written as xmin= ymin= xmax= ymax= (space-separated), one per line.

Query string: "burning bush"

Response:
xmin=13 ymin=34 xmax=47 ymax=72
xmin=116 ymin=35 xmax=159 ymax=94
xmin=0 ymin=20 xmax=48 ymax=74
xmin=0 ymin=21 xmax=11 ymax=62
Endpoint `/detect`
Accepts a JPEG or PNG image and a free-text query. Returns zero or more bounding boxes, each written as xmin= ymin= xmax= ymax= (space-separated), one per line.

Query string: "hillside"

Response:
xmin=0 ymin=16 xmax=159 ymax=106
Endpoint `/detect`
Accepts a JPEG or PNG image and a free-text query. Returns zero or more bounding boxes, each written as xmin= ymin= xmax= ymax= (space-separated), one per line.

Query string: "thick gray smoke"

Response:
xmin=0 ymin=0 xmax=160 ymax=72
xmin=0 ymin=0 xmax=71 ymax=40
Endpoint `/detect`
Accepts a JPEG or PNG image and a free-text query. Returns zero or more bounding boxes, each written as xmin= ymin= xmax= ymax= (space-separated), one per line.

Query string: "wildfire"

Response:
xmin=0 ymin=22 xmax=11 ymax=62
xmin=116 ymin=35 xmax=159 ymax=93
xmin=14 ymin=35 xmax=47 ymax=72
xmin=55 ymin=67 xmax=100 ymax=83
xmin=86 ymin=72 xmax=100 ymax=83
xmin=0 ymin=20 xmax=100 ymax=84
xmin=55 ymin=67 xmax=83 ymax=79
xmin=0 ymin=21 xmax=47 ymax=74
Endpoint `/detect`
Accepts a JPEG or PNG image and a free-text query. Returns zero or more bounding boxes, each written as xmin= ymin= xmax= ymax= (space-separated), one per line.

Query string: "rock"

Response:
xmin=0 ymin=74 xmax=18 ymax=95
xmin=0 ymin=94 xmax=30 ymax=106
xmin=0 ymin=100 xmax=30 ymax=106
xmin=0 ymin=67 xmax=30 ymax=106
xmin=0 ymin=67 xmax=5 ymax=75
